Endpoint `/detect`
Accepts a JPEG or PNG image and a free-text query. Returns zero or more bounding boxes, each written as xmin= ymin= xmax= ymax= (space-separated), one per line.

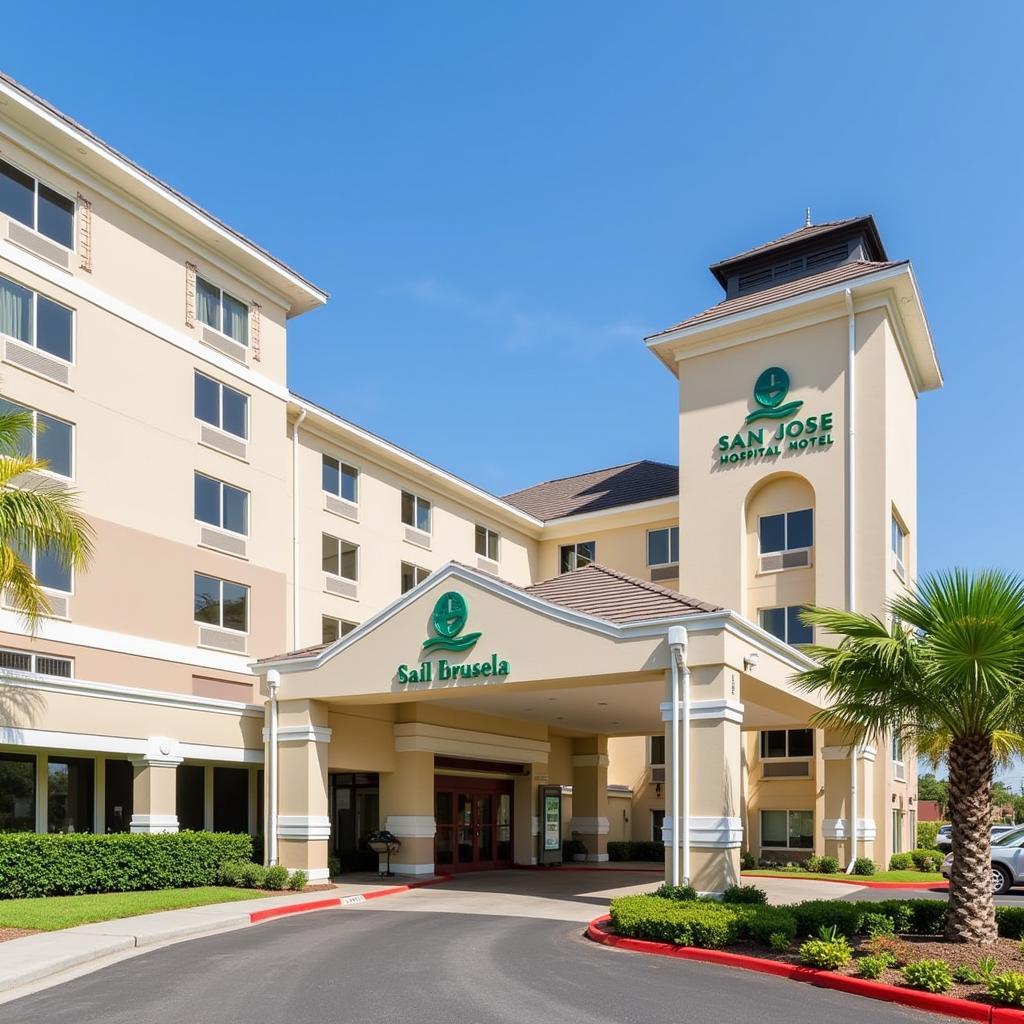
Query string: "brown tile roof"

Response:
xmin=647 ymin=259 xmax=907 ymax=340
xmin=525 ymin=563 xmax=721 ymax=623
xmin=502 ymin=460 xmax=678 ymax=521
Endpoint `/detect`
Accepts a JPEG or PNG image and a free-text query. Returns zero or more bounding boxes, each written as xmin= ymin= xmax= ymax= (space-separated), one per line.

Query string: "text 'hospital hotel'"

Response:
xmin=0 ymin=72 xmax=940 ymax=890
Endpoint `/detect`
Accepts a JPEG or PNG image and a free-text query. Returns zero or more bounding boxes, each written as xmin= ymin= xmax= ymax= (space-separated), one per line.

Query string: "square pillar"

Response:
xmin=570 ymin=737 xmax=609 ymax=861
xmin=130 ymin=737 xmax=182 ymax=833
xmin=274 ymin=699 xmax=332 ymax=882
xmin=380 ymin=749 xmax=435 ymax=875
xmin=821 ymin=737 xmax=877 ymax=863
xmin=662 ymin=667 xmax=744 ymax=894
xmin=514 ymin=762 xmax=546 ymax=865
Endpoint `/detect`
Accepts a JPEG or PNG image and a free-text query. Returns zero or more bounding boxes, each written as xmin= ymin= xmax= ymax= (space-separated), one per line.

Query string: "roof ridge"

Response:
xmin=709 ymin=216 xmax=870 ymax=269
xmin=576 ymin=562 xmax=719 ymax=610
xmin=502 ymin=459 xmax=677 ymax=497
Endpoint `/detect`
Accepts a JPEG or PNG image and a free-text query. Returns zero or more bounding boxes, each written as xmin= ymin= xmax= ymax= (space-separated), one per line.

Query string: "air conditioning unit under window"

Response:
xmin=649 ymin=766 xmax=666 ymax=784
xmin=759 ymin=548 xmax=811 ymax=573
xmin=762 ymin=761 xmax=811 ymax=779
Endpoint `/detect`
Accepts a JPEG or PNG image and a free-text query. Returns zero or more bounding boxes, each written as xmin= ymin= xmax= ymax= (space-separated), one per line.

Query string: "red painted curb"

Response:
xmin=742 ymin=872 xmax=949 ymax=891
xmin=248 ymin=874 xmax=454 ymax=924
xmin=585 ymin=914 xmax=1024 ymax=1023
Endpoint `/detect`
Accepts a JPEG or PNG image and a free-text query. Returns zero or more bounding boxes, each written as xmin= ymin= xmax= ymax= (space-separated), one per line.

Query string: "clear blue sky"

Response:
xmin=4 ymin=2 xmax=1023 ymax=584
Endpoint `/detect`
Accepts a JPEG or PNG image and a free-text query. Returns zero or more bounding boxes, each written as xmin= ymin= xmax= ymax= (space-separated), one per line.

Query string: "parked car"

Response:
xmin=941 ymin=826 xmax=1024 ymax=894
xmin=936 ymin=823 xmax=1015 ymax=854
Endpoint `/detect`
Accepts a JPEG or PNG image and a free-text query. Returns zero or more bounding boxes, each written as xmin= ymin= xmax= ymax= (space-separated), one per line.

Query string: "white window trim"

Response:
xmin=194 ymin=472 xmax=250 ymax=538
xmin=194 ymin=573 xmax=250 ymax=635
xmin=322 ymin=534 xmax=359 ymax=584
xmin=646 ymin=526 xmax=679 ymax=568
xmin=757 ymin=509 xmax=814 ymax=563
xmin=758 ymin=728 xmax=814 ymax=761
xmin=891 ymin=511 xmax=908 ymax=582
xmin=0 ymin=155 xmax=77 ymax=253
xmin=0 ymin=646 xmax=73 ymax=677
xmin=758 ymin=606 xmax=812 ymax=646
xmin=401 ymin=491 xmax=432 ymax=534
xmin=759 ymin=808 xmax=815 ymax=851
xmin=475 ymin=524 xmax=500 ymax=562
xmin=1 ymin=401 xmax=76 ymax=481
xmin=322 ymin=615 xmax=358 ymax=644
xmin=322 ymin=453 xmax=360 ymax=505
xmin=0 ymin=273 xmax=76 ymax=365
xmin=196 ymin=274 xmax=249 ymax=346
xmin=195 ymin=371 xmax=249 ymax=440
xmin=560 ymin=541 xmax=596 ymax=573
xmin=13 ymin=542 xmax=75 ymax=597
xmin=647 ymin=734 xmax=665 ymax=768
xmin=400 ymin=562 xmax=429 ymax=593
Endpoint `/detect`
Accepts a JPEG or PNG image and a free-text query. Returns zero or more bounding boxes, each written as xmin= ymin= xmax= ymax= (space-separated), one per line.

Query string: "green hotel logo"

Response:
xmin=746 ymin=366 xmax=804 ymax=423
xmin=396 ymin=590 xmax=511 ymax=684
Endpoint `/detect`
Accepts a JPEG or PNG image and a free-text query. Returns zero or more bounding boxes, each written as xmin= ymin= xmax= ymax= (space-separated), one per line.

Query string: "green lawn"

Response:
xmin=0 ymin=886 xmax=262 ymax=931
xmin=743 ymin=869 xmax=944 ymax=883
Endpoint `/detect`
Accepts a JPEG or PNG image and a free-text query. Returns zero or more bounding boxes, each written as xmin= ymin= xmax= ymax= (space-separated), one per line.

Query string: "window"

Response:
xmin=0 ymin=647 xmax=72 ymax=677
xmin=892 ymin=809 xmax=904 ymax=855
xmin=651 ymin=809 xmax=665 ymax=842
xmin=12 ymin=538 xmax=72 ymax=593
xmin=194 ymin=473 xmax=248 ymax=535
xmin=760 ymin=809 xmax=813 ymax=850
xmin=323 ymin=455 xmax=358 ymax=503
xmin=759 ymin=606 xmax=813 ymax=645
xmin=0 ymin=159 xmax=74 ymax=249
xmin=322 ymin=616 xmax=357 ymax=645
xmin=0 ymin=752 xmax=36 ymax=831
xmin=0 ymin=274 xmax=73 ymax=362
xmin=647 ymin=526 xmax=679 ymax=567
xmin=196 ymin=276 xmax=248 ymax=345
xmin=759 ymin=508 xmax=813 ymax=555
xmin=475 ymin=525 xmax=499 ymax=561
xmin=560 ymin=541 xmax=595 ymax=573
xmin=48 ymin=756 xmax=94 ymax=833
xmin=401 ymin=491 xmax=431 ymax=533
xmin=760 ymin=729 xmax=813 ymax=759
xmin=649 ymin=735 xmax=665 ymax=766
xmin=0 ymin=399 xmax=73 ymax=478
xmin=194 ymin=372 xmax=248 ymax=439
xmin=401 ymin=562 xmax=429 ymax=594
xmin=322 ymin=534 xmax=358 ymax=581
xmin=892 ymin=514 xmax=907 ymax=581
xmin=194 ymin=573 xmax=248 ymax=632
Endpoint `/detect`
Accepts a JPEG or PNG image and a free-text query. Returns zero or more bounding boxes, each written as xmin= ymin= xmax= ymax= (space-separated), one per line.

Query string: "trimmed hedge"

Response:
xmin=607 ymin=841 xmax=665 ymax=862
xmin=0 ymin=831 xmax=253 ymax=899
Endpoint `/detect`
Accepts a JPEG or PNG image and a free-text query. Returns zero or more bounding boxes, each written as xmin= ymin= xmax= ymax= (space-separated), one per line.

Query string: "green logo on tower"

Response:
xmin=746 ymin=366 xmax=804 ymax=424
xmin=422 ymin=591 xmax=482 ymax=652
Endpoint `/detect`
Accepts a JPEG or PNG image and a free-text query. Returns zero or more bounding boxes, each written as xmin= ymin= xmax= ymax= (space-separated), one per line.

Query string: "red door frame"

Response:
xmin=434 ymin=774 xmax=514 ymax=872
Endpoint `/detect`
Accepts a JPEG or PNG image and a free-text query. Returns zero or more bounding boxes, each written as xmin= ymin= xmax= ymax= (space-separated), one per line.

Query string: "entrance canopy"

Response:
xmin=255 ymin=562 xmax=823 ymax=735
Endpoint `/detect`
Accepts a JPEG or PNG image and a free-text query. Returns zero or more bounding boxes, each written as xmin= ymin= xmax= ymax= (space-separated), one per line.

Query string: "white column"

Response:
xmin=35 ymin=751 xmax=47 ymax=834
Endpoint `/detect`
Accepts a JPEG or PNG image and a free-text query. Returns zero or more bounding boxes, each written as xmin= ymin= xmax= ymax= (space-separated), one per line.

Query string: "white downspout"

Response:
xmin=668 ymin=626 xmax=689 ymax=884
xmin=844 ymin=288 xmax=858 ymax=873
xmin=267 ymin=669 xmax=280 ymax=867
xmin=291 ymin=409 xmax=307 ymax=650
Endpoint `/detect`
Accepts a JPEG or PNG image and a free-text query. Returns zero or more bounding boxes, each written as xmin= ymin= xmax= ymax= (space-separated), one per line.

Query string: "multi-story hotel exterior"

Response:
xmin=0 ymin=72 xmax=940 ymax=891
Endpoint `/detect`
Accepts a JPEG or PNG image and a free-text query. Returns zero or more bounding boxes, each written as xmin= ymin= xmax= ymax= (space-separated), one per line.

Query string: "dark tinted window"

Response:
xmin=760 ymin=730 xmax=787 ymax=758
xmin=760 ymin=607 xmax=786 ymax=641
xmin=0 ymin=752 xmax=35 ymax=831
xmin=194 ymin=373 xmax=220 ymax=425
xmin=787 ymin=509 xmax=813 ymax=550
xmin=36 ymin=413 xmax=72 ymax=477
xmin=221 ymin=581 xmax=248 ymax=632
xmin=35 ymin=544 xmax=71 ymax=592
xmin=323 ymin=454 xmax=339 ymax=494
xmin=222 ymin=484 xmax=247 ymax=534
xmin=37 ymin=184 xmax=74 ymax=248
xmin=194 ymin=573 xmax=221 ymax=625
xmin=194 ymin=473 xmax=221 ymax=526
xmin=221 ymin=386 xmax=247 ymax=438
xmin=787 ymin=729 xmax=814 ymax=757
xmin=759 ymin=513 xmax=785 ymax=554
xmin=36 ymin=297 xmax=73 ymax=361
xmin=0 ymin=159 xmax=34 ymax=228
xmin=787 ymin=606 xmax=813 ymax=645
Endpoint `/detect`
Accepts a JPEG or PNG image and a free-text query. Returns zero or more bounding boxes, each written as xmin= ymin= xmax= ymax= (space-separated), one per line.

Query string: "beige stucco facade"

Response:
xmin=0 ymin=75 xmax=939 ymax=888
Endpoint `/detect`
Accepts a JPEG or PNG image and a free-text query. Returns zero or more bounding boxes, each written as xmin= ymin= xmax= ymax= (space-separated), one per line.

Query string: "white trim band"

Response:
xmin=662 ymin=816 xmax=743 ymax=848
xmin=385 ymin=815 xmax=437 ymax=839
xmin=568 ymin=816 xmax=610 ymax=836
xmin=277 ymin=815 xmax=332 ymax=840
xmin=821 ymin=745 xmax=877 ymax=761
xmin=261 ymin=725 xmax=332 ymax=744
xmin=661 ymin=699 xmax=744 ymax=724
xmin=385 ymin=862 xmax=435 ymax=876
xmin=129 ymin=814 xmax=179 ymax=834
xmin=571 ymin=754 xmax=610 ymax=768
xmin=822 ymin=818 xmax=877 ymax=840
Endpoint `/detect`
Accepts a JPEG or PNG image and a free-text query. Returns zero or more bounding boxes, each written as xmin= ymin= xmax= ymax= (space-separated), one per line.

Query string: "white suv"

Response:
xmin=941 ymin=826 xmax=1024 ymax=895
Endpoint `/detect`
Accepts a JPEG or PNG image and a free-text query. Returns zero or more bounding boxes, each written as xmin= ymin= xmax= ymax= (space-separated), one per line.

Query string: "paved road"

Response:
xmin=3 ymin=871 xmax=944 ymax=1024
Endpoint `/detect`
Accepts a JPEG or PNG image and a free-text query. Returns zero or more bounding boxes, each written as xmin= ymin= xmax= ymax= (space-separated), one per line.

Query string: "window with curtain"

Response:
xmin=0 ymin=275 xmax=73 ymax=362
xmin=196 ymin=275 xmax=248 ymax=344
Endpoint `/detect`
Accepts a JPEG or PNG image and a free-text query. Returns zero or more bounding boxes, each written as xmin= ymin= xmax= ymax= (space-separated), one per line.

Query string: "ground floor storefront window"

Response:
xmin=331 ymin=772 xmax=379 ymax=870
xmin=434 ymin=775 xmax=513 ymax=871
xmin=104 ymin=758 xmax=133 ymax=833
xmin=760 ymin=809 xmax=813 ymax=852
xmin=0 ymin=752 xmax=35 ymax=831
xmin=48 ymin=756 xmax=93 ymax=833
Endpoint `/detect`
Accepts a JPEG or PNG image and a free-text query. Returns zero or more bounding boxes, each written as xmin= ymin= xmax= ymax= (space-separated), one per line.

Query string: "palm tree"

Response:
xmin=796 ymin=569 xmax=1024 ymax=944
xmin=0 ymin=404 xmax=92 ymax=629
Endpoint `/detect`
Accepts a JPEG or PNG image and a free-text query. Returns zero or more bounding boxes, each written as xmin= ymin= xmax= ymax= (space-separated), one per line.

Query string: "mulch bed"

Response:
xmin=0 ymin=927 xmax=39 ymax=943
xmin=724 ymin=934 xmax=1024 ymax=1004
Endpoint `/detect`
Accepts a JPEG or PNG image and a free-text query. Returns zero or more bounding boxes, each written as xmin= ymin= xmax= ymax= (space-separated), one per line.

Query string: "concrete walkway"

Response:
xmin=0 ymin=879 xmax=413 ymax=1001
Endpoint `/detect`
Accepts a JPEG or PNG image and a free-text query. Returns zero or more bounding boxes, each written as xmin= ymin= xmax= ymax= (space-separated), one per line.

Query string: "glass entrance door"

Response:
xmin=435 ymin=776 xmax=514 ymax=871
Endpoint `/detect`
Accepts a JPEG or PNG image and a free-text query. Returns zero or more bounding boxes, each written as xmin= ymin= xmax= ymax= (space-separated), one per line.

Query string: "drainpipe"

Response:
xmin=668 ymin=626 xmax=689 ymax=885
xmin=291 ymin=409 xmax=307 ymax=650
xmin=267 ymin=669 xmax=281 ymax=867
xmin=843 ymin=288 xmax=858 ymax=873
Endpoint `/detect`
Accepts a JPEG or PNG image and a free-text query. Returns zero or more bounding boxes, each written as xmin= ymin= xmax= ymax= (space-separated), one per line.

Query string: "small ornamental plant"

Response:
xmin=860 ymin=912 xmax=895 ymax=938
xmin=855 ymin=952 xmax=896 ymax=979
xmin=654 ymin=883 xmax=697 ymax=902
xmin=864 ymin=934 xmax=912 ymax=967
xmin=798 ymin=925 xmax=852 ymax=970
xmin=989 ymin=972 xmax=1024 ymax=1008
xmin=721 ymin=884 xmax=767 ymax=905
xmin=902 ymin=959 xmax=953 ymax=994
xmin=740 ymin=851 xmax=756 ymax=870
xmin=817 ymin=856 xmax=840 ymax=874
xmin=852 ymin=857 xmax=876 ymax=876
xmin=288 ymin=869 xmax=308 ymax=891
xmin=888 ymin=853 xmax=914 ymax=871
xmin=263 ymin=865 xmax=290 ymax=891
xmin=768 ymin=931 xmax=791 ymax=954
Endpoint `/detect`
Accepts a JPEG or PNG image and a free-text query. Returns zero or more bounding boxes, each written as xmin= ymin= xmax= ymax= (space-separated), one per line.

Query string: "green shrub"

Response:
xmin=997 ymin=906 xmax=1024 ymax=939
xmin=988 ymin=971 xmax=1024 ymax=1008
xmin=722 ymin=884 xmax=767 ymax=905
xmin=0 ymin=831 xmax=253 ymax=899
xmin=953 ymin=963 xmax=981 ymax=984
xmin=902 ymin=959 xmax=952 ymax=993
xmin=610 ymin=895 xmax=742 ymax=949
xmin=802 ymin=856 xmax=822 ymax=873
xmin=768 ymin=931 xmax=791 ymax=953
xmin=746 ymin=906 xmax=797 ymax=946
xmin=607 ymin=841 xmax=665 ymax=862
xmin=865 ymin=934 xmax=912 ymax=966
xmin=860 ymin=912 xmax=895 ymax=938
xmin=218 ymin=860 xmax=248 ymax=886
xmin=856 ymin=953 xmax=895 ymax=979
xmin=798 ymin=927 xmax=852 ymax=970
xmin=740 ymin=851 xmax=756 ymax=871
xmin=789 ymin=899 xmax=865 ymax=938
xmin=563 ymin=839 xmax=586 ymax=860
xmin=852 ymin=857 xmax=876 ymax=876
xmin=653 ymin=883 xmax=697 ymax=902
xmin=817 ymin=856 xmax=840 ymax=874
xmin=916 ymin=821 xmax=945 ymax=851
xmin=237 ymin=862 xmax=268 ymax=889
xmin=328 ymin=856 xmax=341 ymax=877
xmin=888 ymin=853 xmax=914 ymax=871
xmin=908 ymin=849 xmax=942 ymax=872
xmin=263 ymin=865 xmax=290 ymax=891
xmin=288 ymin=870 xmax=308 ymax=891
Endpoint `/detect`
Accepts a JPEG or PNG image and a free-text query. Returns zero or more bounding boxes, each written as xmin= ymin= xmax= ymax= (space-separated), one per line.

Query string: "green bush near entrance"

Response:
xmin=916 ymin=820 xmax=947 ymax=852
xmin=0 ymin=831 xmax=253 ymax=899
xmin=607 ymin=841 xmax=665 ymax=862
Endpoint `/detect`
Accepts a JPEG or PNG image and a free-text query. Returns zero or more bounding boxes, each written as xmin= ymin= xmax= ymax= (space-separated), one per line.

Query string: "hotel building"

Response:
xmin=0 ymin=72 xmax=940 ymax=891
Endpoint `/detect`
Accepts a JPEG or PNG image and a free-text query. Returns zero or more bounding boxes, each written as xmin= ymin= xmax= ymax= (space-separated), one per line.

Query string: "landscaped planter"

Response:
xmin=587 ymin=915 xmax=1024 ymax=1023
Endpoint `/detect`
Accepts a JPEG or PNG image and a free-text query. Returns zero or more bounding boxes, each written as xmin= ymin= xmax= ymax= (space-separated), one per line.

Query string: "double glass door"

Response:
xmin=435 ymin=776 xmax=513 ymax=871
